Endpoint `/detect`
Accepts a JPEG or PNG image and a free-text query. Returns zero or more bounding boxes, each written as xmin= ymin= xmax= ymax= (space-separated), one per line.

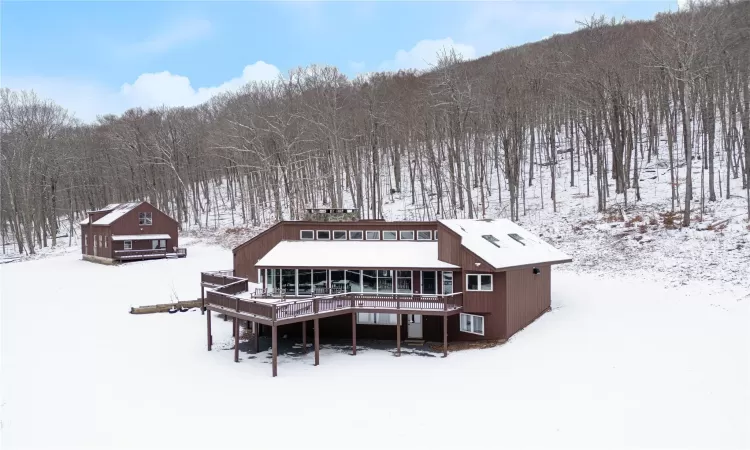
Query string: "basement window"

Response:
xmin=508 ymin=233 xmax=526 ymax=246
xmin=417 ymin=230 xmax=432 ymax=241
xmin=300 ymin=230 xmax=314 ymax=240
xmin=333 ymin=230 xmax=347 ymax=240
xmin=316 ymin=230 xmax=331 ymax=240
xmin=460 ymin=313 xmax=485 ymax=336
xmin=382 ymin=231 xmax=397 ymax=240
xmin=467 ymin=274 xmax=493 ymax=292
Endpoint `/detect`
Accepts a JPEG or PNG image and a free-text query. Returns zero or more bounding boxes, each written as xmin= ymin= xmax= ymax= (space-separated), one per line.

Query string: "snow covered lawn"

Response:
xmin=1 ymin=244 xmax=748 ymax=449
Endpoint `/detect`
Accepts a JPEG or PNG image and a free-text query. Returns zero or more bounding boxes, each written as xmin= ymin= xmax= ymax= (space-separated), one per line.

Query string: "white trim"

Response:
xmin=112 ymin=234 xmax=170 ymax=241
xmin=399 ymin=230 xmax=415 ymax=240
xmin=316 ymin=230 xmax=331 ymax=240
xmin=366 ymin=230 xmax=380 ymax=240
xmin=460 ymin=313 xmax=485 ymax=336
xmin=349 ymin=230 xmax=363 ymax=240
xmin=417 ymin=230 xmax=432 ymax=241
xmin=300 ymin=230 xmax=314 ymax=240
xmin=382 ymin=230 xmax=397 ymax=240
xmin=466 ymin=273 xmax=493 ymax=291
xmin=333 ymin=230 xmax=347 ymax=240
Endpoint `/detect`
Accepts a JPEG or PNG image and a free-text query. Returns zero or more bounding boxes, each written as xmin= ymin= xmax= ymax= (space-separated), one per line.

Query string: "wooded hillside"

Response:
xmin=1 ymin=0 xmax=748 ymax=254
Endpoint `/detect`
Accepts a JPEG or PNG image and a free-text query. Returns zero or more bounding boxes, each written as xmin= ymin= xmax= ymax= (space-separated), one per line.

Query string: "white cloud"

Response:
xmin=378 ymin=38 xmax=477 ymax=72
xmin=122 ymin=18 xmax=213 ymax=55
xmin=3 ymin=61 xmax=281 ymax=122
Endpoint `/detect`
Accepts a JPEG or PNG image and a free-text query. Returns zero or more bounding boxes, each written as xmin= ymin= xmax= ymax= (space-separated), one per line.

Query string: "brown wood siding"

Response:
xmin=437 ymin=223 xmax=462 ymax=265
xmin=233 ymin=222 xmax=284 ymax=282
xmin=504 ymin=264 xmax=551 ymax=339
xmin=107 ymin=202 xmax=179 ymax=249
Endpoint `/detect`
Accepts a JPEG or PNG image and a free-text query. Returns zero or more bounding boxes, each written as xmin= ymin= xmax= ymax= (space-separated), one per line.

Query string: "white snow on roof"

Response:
xmin=112 ymin=234 xmax=171 ymax=241
xmin=92 ymin=202 xmax=142 ymax=225
xmin=80 ymin=217 xmax=90 ymax=225
xmin=256 ymin=241 xmax=459 ymax=269
xmin=439 ymin=218 xmax=571 ymax=269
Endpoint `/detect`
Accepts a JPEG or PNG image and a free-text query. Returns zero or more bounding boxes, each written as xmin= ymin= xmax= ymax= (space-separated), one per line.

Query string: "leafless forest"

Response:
xmin=1 ymin=1 xmax=749 ymax=255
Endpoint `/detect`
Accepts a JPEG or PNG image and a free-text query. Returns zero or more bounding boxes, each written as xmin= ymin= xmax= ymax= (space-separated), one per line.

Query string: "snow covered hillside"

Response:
xmin=1 ymin=241 xmax=748 ymax=449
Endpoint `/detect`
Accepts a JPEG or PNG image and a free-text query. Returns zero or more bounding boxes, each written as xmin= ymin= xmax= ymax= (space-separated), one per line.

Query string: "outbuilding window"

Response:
xmin=124 ymin=240 xmax=132 ymax=250
xmin=460 ymin=313 xmax=485 ymax=335
xmin=466 ymin=274 xmax=493 ymax=291
xmin=139 ymin=212 xmax=152 ymax=226
xmin=300 ymin=230 xmax=314 ymax=240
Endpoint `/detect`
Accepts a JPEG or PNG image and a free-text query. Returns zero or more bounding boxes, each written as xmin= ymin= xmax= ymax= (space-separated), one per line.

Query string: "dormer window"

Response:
xmin=139 ymin=212 xmax=152 ymax=226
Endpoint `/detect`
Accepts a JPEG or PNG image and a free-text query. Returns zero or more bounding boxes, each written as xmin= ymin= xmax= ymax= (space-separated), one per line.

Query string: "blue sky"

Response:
xmin=2 ymin=1 xmax=677 ymax=122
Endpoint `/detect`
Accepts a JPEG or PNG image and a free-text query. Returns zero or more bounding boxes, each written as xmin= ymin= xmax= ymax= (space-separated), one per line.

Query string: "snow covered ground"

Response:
xmin=2 ymin=242 xmax=748 ymax=449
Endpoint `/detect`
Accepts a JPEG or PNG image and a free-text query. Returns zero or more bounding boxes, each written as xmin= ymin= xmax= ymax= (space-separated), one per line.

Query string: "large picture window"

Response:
xmin=357 ymin=313 xmax=398 ymax=325
xmin=396 ymin=270 xmax=412 ymax=293
xmin=138 ymin=212 xmax=152 ymax=226
xmin=460 ymin=313 xmax=485 ymax=335
xmin=466 ymin=274 xmax=493 ymax=291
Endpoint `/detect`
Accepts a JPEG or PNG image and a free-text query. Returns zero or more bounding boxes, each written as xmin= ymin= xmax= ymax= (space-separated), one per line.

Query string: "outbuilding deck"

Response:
xmin=200 ymin=270 xmax=463 ymax=376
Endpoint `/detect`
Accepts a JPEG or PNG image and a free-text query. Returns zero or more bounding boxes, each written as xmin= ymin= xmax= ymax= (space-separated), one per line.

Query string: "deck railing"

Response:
xmin=201 ymin=270 xmax=463 ymax=323
xmin=114 ymin=248 xmax=167 ymax=259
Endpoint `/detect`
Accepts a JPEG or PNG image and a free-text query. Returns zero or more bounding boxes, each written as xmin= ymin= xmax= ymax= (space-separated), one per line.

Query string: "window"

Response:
xmin=366 ymin=230 xmax=380 ymax=240
xmin=399 ymin=230 xmax=415 ymax=240
xmin=152 ymin=239 xmax=166 ymax=249
xmin=300 ymin=230 xmax=314 ymax=240
xmin=382 ymin=230 xmax=397 ymax=240
xmin=460 ymin=313 xmax=485 ymax=335
xmin=124 ymin=240 xmax=132 ymax=250
xmin=434 ymin=230 xmax=439 ymax=240
xmin=316 ymin=230 xmax=330 ymax=240
xmin=467 ymin=274 xmax=493 ymax=291
xmin=333 ymin=230 xmax=347 ymax=240
xmin=482 ymin=234 xmax=502 ymax=248
xmin=442 ymin=271 xmax=453 ymax=295
xmin=104 ymin=237 xmax=108 ymax=248
xmin=417 ymin=230 xmax=432 ymax=241
xmin=349 ymin=231 xmax=363 ymax=240
xmin=396 ymin=270 xmax=412 ymax=293
xmin=357 ymin=313 xmax=398 ymax=325
xmin=508 ymin=233 xmax=526 ymax=246
xmin=138 ymin=212 xmax=152 ymax=226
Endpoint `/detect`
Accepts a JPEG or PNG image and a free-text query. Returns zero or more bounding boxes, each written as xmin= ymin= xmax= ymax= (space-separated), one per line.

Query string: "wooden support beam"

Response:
xmin=207 ymin=310 xmax=212 ymax=351
xmin=234 ymin=318 xmax=239 ymax=363
xmin=443 ymin=314 xmax=448 ymax=358
xmin=302 ymin=321 xmax=307 ymax=354
xmin=272 ymin=324 xmax=278 ymax=377
xmin=254 ymin=322 xmax=260 ymax=353
xmin=396 ymin=314 xmax=401 ymax=356
xmin=201 ymin=286 xmax=205 ymax=315
xmin=314 ymin=318 xmax=320 ymax=366
xmin=352 ymin=312 xmax=357 ymax=355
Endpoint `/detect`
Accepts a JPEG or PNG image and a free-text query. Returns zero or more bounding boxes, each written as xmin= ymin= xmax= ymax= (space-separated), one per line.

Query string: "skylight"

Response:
xmin=508 ymin=233 xmax=526 ymax=246
xmin=482 ymin=234 xmax=502 ymax=248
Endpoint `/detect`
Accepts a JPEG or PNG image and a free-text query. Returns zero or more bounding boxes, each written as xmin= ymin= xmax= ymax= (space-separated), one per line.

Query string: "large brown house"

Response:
xmin=80 ymin=201 xmax=183 ymax=263
xmin=201 ymin=209 xmax=571 ymax=376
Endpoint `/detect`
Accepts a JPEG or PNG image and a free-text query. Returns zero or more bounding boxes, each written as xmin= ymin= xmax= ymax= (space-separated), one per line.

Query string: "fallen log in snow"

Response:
xmin=130 ymin=299 xmax=202 ymax=314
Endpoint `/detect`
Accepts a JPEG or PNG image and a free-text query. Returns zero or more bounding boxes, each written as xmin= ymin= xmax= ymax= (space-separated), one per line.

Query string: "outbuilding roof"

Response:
xmin=255 ymin=241 xmax=459 ymax=269
xmin=439 ymin=218 xmax=571 ymax=270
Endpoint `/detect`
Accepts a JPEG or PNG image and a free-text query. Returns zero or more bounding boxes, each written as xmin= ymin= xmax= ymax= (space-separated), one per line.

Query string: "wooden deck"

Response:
xmin=114 ymin=247 xmax=187 ymax=261
xmin=199 ymin=270 xmax=463 ymax=377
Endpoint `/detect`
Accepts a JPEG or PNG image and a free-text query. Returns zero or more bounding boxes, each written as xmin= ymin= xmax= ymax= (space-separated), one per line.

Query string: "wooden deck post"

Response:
xmin=443 ymin=314 xmax=448 ymax=357
xmin=314 ymin=318 xmax=320 ymax=366
xmin=396 ymin=314 xmax=401 ymax=356
xmin=206 ymin=310 xmax=212 ymax=351
xmin=201 ymin=285 xmax=205 ymax=315
xmin=254 ymin=322 xmax=260 ymax=353
xmin=352 ymin=312 xmax=357 ymax=355
xmin=272 ymin=324 xmax=278 ymax=377
xmin=302 ymin=321 xmax=307 ymax=354
xmin=234 ymin=318 xmax=239 ymax=363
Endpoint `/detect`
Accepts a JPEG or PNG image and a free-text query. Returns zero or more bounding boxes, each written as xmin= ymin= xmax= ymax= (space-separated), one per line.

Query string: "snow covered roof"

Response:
xmin=439 ymin=218 xmax=571 ymax=270
xmin=89 ymin=202 xmax=143 ymax=226
xmin=256 ymin=241 xmax=459 ymax=269
xmin=112 ymin=234 xmax=171 ymax=241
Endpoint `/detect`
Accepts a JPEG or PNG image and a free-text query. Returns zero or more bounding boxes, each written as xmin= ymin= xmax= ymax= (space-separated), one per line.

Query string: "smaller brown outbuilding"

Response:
xmin=80 ymin=201 xmax=184 ymax=264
